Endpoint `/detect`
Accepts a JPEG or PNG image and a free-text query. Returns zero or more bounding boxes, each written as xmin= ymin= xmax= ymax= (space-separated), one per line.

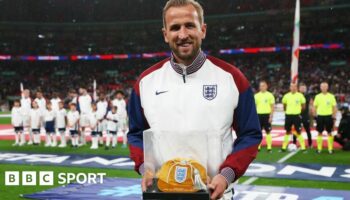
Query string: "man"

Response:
xmin=64 ymin=89 xmax=78 ymax=107
xmin=281 ymin=83 xmax=306 ymax=152
xmin=112 ymin=90 xmax=128 ymax=148
xmin=127 ymin=1 xmax=261 ymax=199
xmin=313 ymin=82 xmax=337 ymax=154
xmin=97 ymin=92 xmax=109 ymax=145
xmin=20 ymin=89 xmax=32 ymax=144
xmin=34 ymin=91 xmax=46 ymax=134
xmin=336 ymin=105 xmax=350 ymax=150
xmin=50 ymin=92 xmax=61 ymax=112
xmin=74 ymin=87 xmax=92 ymax=145
xmin=34 ymin=91 xmax=46 ymax=112
xmin=254 ymin=81 xmax=275 ymax=152
xmin=293 ymin=83 xmax=313 ymax=148
xmin=51 ymin=92 xmax=62 ymax=137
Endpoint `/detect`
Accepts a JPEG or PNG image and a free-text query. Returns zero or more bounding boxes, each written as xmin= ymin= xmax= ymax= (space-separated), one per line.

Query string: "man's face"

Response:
xmin=320 ymin=83 xmax=328 ymax=93
xmin=290 ymin=83 xmax=298 ymax=93
xmin=52 ymin=92 xmax=58 ymax=98
xmin=259 ymin=82 xmax=267 ymax=92
xmin=299 ymin=85 xmax=307 ymax=93
xmin=99 ymin=94 xmax=106 ymax=101
xmin=79 ymin=88 xmax=84 ymax=95
xmin=162 ymin=4 xmax=206 ymax=63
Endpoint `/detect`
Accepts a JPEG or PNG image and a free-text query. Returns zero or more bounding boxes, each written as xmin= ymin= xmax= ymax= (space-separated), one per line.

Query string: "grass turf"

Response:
xmin=256 ymin=147 xmax=350 ymax=165
xmin=0 ymin=117 xmax=11 ymax=124
xmin=286 ymin=148 xmax=350 ymax=165
xmin=0 ymin=163 xmax=139 ymax=200
xmin=0 ymin=140 xmax=130 ymax=156
xmin=252 ymin=177 xmax=350 ymax=191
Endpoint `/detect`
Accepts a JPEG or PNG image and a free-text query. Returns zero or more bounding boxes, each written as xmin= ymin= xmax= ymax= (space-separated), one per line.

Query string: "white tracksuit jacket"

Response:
xmin=127 ymin=51 xmax=261 ymax=186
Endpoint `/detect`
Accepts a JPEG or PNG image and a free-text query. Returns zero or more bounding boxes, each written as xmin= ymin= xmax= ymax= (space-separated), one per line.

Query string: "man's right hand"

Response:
xmin=141 ymin=176 xmax=153 ymax=192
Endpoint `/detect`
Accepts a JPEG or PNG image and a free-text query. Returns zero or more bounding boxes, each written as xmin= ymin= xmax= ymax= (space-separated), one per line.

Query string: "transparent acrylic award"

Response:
xmin=142 ymin=129 xmax=218 ymax=200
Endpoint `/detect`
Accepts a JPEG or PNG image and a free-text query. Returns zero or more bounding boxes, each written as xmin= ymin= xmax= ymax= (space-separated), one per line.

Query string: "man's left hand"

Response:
xmin=208 ymin=174 xmax=228 ymax=200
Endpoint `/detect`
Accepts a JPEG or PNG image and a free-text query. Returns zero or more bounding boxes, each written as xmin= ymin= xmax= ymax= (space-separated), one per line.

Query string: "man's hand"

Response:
xmin=208 ymin=174 xmax=228 ymax=200
xmin=141 ymin=175 xmax=153 ymax=192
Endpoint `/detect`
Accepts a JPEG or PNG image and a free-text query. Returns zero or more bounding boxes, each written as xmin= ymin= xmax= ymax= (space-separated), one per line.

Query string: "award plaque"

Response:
xmin=142 ymin=129 xmax=214 ymax=200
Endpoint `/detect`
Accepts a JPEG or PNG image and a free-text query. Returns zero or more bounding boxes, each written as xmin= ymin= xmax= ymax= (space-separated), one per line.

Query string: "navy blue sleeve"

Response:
xmin=127 ymin=89 xmax=149 ymax=173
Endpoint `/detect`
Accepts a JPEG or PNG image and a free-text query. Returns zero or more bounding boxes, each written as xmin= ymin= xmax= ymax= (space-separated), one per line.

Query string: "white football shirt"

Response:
xmin=20 ymin=97 xmax=31 ymax=115
xmin=77 ymin=95 xmax=92 ymax=114
xmin=112 ymin=99 xmax=127 ymax=118
xmin=67 ymin=110 xmax=80 ymax=130
xmin=56 ymin=108 xmax=67 ymax=129
xmin=97 ymin=100 xmax=108 ymax=119
xmin=11 ymin=107 xmax=23 ymax=127
xmin=106 ymin=111 xmax=119 ymax=131
xmin=44 ymin=109 xmax=55 ymax=122
xmin=34 ymin=97 xmax=47 ymax=113
xmin=50 ymin=98 xmax=61 ymax=112
xmin=30 ymin=108 xmax=41 ymax=129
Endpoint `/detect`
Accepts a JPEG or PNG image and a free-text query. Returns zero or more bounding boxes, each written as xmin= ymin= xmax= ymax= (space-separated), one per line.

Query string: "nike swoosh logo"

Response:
xmin=155 ymin=90 xmax=168 ymax=95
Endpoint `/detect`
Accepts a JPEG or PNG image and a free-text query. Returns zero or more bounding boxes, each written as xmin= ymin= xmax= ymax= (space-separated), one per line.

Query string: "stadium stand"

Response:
xmin=0 ymin=0 xmax=349 ymax=107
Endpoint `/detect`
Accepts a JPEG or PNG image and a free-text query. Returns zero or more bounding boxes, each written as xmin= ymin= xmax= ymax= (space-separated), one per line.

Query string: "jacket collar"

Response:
xmin=170 ymin=50 xmax=206 ymax=75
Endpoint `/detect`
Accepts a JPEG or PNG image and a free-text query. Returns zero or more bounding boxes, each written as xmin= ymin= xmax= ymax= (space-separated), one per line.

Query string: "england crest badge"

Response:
xmin=174 ymin=166 xmax=188 ymax=183
xmin=203 ymin=85 xmax=217 ymax=100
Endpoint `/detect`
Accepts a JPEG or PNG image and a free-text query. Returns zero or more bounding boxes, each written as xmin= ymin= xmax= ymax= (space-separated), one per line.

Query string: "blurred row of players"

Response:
xmin=10 ymin=87 xmax=128 ymax=149
xmin=9 ymin=81 xmax=348 ymax=153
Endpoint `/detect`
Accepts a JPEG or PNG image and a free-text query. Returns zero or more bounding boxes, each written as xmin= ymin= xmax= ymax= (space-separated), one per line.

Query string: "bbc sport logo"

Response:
xmin=5 ymin=171 xmax=106 ymax=186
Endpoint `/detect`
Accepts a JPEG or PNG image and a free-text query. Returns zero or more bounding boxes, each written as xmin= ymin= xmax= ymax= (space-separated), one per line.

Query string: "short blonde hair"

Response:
xmin=162 ymin=0 xmax=204 ymax=28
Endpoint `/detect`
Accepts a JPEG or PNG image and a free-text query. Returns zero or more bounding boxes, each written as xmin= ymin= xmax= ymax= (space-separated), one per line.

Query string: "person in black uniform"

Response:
xmin=293 ymin=83 xmax=313 ymax=148
xmin=335 ymin=105 xmax=350 ymax=150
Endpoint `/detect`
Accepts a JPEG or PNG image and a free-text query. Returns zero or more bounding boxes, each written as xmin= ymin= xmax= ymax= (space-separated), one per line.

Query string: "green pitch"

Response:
xmin=0 ymin=116 xmax=349 ymax=199
xmin=249 ymin=147 xmax=350 ymax=191
xmin=0 ymin=117 xmax=11 ymax=124
xmin=0 ymin=140 xmax=130 ymax=156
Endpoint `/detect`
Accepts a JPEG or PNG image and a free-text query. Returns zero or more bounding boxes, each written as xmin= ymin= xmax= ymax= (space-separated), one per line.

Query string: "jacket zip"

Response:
xmin=180 ymin=64 xmax=187 ymax=83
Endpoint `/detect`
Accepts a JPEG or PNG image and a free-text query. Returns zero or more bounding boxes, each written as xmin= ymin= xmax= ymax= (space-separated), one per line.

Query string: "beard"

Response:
xmin=169 ymin=40 xmax=201 ymax=64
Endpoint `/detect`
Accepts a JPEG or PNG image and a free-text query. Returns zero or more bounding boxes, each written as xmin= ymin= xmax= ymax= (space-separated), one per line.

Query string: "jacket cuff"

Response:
xmin=139 ymin=163 xmax=145 ymax=176
xmin=220 ymin=167 xmax=235 ymax=185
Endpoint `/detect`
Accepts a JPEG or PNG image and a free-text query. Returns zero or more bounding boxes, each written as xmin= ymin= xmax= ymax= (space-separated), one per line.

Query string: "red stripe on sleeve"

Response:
xmin=129 ymin=144 xmax=144 ymax=174
xmin=219 ymin=144 xmax=259 ymax=181
xmin=207 ymin=56 xmax=249 ymax=93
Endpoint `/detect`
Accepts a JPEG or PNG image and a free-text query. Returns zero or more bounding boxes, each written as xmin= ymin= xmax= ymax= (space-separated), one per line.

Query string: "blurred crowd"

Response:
xmin=0 ymin=49 xmax=349 ymax=111
xmin=232 ymin=50 xmax=350 ymax=104
xmin=0 ymin=0 xmax=349 ymax=110
xmin=1 ymin=0 xmax=349 ymax=55
xmin=0 ymin=0 xmax=345 ymax=23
